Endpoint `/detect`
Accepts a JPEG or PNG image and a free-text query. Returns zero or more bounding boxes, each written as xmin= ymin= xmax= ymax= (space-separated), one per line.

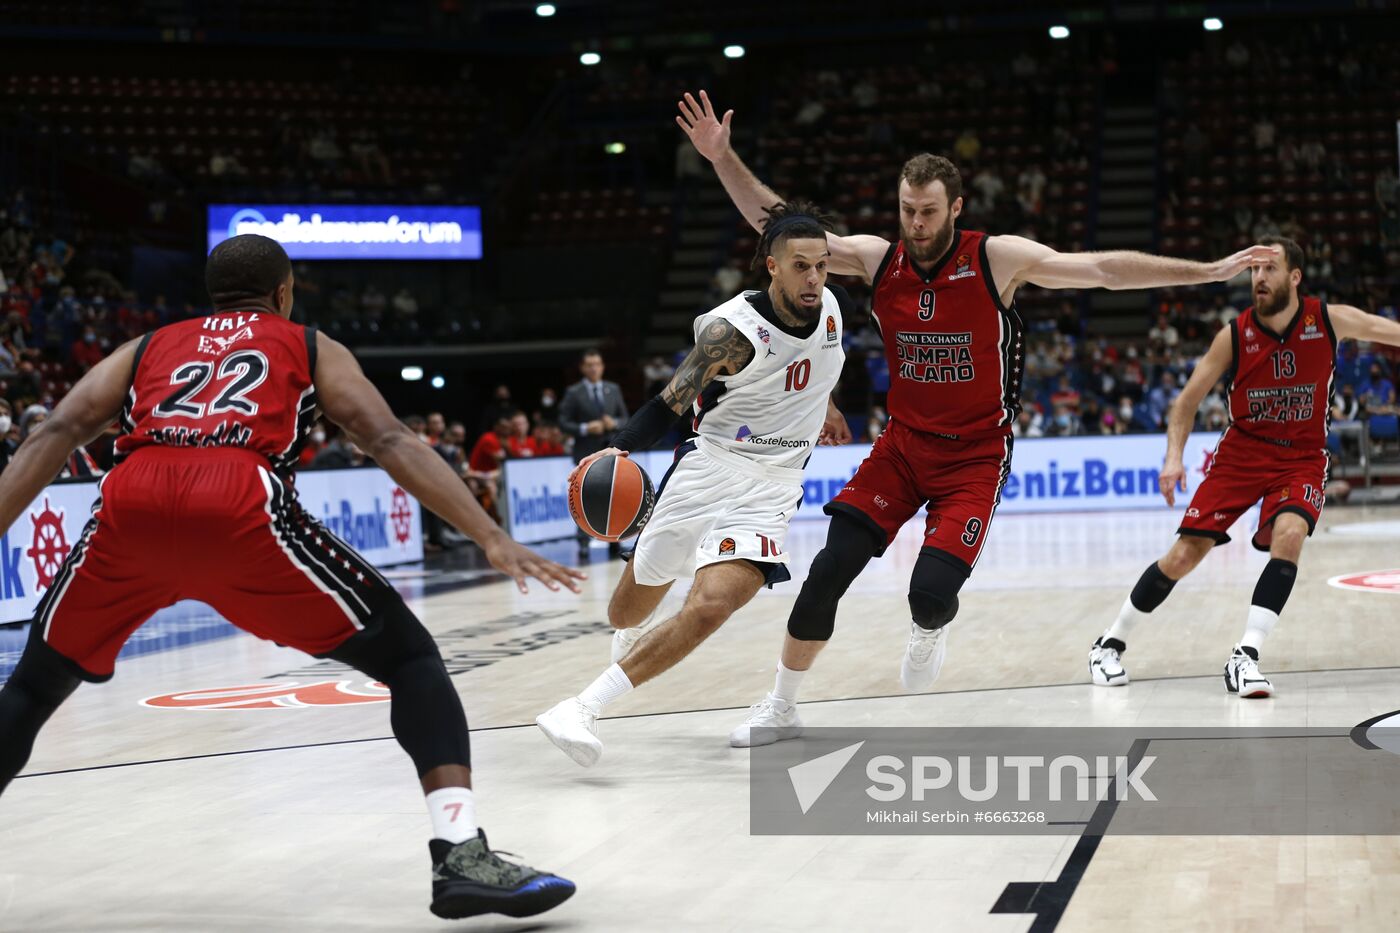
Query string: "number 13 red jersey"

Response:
xmin=114 ymin=311 xmax=318 ymax=476
xmin=871 ymin=230 xmax=1024 ymax=439
xmin=1227 ymin=296 xmax=1335 ymax=454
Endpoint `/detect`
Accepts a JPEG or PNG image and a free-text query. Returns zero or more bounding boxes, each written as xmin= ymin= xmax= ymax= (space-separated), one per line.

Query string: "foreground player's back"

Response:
xmin=114 ymin=310 xmax=317 ymax=475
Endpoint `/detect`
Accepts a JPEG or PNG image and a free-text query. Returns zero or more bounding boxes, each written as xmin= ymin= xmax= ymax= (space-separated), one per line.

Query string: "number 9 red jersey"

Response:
xmin=871 ymin=230 xmax=1024 ymax=439
xmin=114 ymin=311 xmax=318 ymax=476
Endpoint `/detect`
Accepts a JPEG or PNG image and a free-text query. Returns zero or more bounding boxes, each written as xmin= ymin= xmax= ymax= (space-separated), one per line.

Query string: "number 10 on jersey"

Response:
xmin=784 ymin=359 xmax=811 ymax=392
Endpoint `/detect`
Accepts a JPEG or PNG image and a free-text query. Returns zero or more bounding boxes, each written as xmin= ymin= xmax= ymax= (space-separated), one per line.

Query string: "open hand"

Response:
xmin=676 ymin=90 xmax=733 ymax=163
xmin=483 ymin=534 xmax=588 ymax=594
xmin=1212 ymin=244 xmax=1282 ymax=281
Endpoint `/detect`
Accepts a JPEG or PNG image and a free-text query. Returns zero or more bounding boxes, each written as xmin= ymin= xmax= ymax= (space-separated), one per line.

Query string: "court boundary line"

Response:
xmin=14 ymin=665 xmax=1396 ymax=781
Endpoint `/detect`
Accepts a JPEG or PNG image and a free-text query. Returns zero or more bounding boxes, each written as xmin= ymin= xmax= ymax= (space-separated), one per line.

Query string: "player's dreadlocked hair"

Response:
xmin=206 ymin=234 xmax=292 ymax=307
xmin=750 ymin=199 xmax=838 ymax=272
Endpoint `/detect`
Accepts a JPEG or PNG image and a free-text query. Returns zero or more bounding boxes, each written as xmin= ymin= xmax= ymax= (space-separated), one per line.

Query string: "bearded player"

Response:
xmin=0 ymin=235 xmax=582 ymax=919
xmin=1089 ymin=237 xmax=1399 ymax=696
xmin=536 ymin=201 xmax=852 ymax=767
xmin=676 ymin=90 xmax=1281 ymax=746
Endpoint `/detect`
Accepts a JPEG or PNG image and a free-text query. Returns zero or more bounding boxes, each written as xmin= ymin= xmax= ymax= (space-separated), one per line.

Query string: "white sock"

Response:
xmin=1240 ymin=605 xmax=1279 ymax=653
xmin=578 ymin=663 xmax=633 ymax=714
xmin=1105 ymin=596 xmax=1149 ymax=644
xmin=772 ymin=661 xmax=806 ymax=706
xmin=426 ymin=787 xmax=477 ymax=844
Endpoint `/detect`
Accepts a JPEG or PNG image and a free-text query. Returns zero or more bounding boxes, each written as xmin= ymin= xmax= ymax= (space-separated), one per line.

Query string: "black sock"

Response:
xmin=1251 ymin=558 xmax=1297 ymax=615
xmin=1129 ymin=561 xmax=1177 ymax=613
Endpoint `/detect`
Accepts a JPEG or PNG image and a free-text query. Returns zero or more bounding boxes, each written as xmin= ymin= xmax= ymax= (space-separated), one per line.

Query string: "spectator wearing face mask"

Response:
xmin=71 ymin=326 xmax=105 ymax=372
xmin=20 ymin=404 xmax=102 ymax=479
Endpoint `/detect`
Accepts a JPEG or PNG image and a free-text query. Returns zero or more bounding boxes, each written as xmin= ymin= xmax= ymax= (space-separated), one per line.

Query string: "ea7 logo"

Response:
xmin=197 ymin=326 xmax=255 ymax=356
xmin=141 ymin=680 xmax=390 ymax=710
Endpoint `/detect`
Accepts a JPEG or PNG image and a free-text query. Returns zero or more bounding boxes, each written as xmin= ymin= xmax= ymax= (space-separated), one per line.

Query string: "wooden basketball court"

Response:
xmin=5 ymin=504 xmax=1400 ymax=931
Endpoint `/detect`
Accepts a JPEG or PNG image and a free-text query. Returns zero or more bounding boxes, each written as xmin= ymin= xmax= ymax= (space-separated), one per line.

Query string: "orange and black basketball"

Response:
xmin=569 ymin=454 xmax=656 ymax=542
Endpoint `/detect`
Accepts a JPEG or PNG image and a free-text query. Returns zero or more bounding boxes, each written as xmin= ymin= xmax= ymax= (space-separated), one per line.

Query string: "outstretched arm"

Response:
xmin=676 ymin=90 xmax=888 ymax=280
xmin=315 ymin=333 xmax=584 ymax=593
xmin=0 ymin=340 xmax=136 ymax=536
xmin=1159 ymin=325 xmax=1233 ymax=505
xmin=1329 ymin=303 xmax=1400 ymax=346
xmin=986 ymin=236 xmax=1283 ymax=296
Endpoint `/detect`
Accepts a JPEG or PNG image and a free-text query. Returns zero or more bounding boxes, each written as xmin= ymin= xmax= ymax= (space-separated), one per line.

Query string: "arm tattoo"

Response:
xmin=660 ymin=318 xmax=756 ymax=414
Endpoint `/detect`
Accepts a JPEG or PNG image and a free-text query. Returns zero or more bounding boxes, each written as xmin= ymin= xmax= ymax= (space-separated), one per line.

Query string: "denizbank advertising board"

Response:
xmin=207 ymin=204 xmax=482 ymax=260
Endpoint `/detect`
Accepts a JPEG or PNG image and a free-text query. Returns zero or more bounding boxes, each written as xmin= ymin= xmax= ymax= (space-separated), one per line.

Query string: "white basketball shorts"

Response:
xmin=629 ymin=440 xmax=804 ymax=588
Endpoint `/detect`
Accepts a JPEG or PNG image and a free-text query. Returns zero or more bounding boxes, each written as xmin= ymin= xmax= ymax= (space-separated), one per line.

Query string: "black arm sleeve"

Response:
xmin=612 ymin=395 xmax=684 ymax=453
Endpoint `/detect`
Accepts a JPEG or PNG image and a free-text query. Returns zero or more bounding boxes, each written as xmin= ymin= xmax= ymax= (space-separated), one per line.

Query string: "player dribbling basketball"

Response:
xmin=536 ymin=201 xmax=852 ymax=767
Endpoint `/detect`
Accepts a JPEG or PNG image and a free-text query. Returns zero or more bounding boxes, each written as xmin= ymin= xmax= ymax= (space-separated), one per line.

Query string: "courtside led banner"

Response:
xmin=501 ymin=434 xmax=1228 ymax=543
xmin=207 ymin=204 xmax=483 ymax=259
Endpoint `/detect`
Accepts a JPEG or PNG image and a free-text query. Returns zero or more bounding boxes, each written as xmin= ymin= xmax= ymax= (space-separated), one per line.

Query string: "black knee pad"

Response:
xmin=787 ymin=513 xmax=881 ymax=642
xmin=325 ymin=600 xmax=470 ymax=776
xmin=909 ymin=590 xmax=958 ymax=630
xmin=0 ymin=641 xmax=82 ymax=793
xmin=8 ymin=640 xmax=82 ymax=709
xmin=907 ymin=549 xmax=969 ymax=631
xmin=325 ymin=597 xmax=441 ymax=681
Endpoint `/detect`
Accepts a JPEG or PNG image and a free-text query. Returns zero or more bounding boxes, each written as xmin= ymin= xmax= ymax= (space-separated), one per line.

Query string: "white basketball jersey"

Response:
xmin=691 ymin=288 xmax=846 ymax=472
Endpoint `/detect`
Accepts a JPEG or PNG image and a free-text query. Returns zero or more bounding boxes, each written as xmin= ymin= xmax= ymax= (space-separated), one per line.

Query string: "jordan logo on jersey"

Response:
xmin=948 ymin=253 xmax=976 ymax=281
xmin=756 ymin=325 xmax=776 ymax=357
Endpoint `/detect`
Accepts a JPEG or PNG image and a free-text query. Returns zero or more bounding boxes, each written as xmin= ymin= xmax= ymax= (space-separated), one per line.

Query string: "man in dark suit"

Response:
xmin=558 ymin=348 xmax=630 ymax=556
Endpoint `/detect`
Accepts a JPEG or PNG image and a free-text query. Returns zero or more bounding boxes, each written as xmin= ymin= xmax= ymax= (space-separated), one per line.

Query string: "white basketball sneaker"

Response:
xmin=1089 ymin=636 xmax=1130 ymax=686
xmin=536 ymin=697 xmax=604 ymax=767
xmin=729 ymin=695 xmax=803 ymax=748
xmin=899 ymin=623 xmax=949 ymax=691
xmin=1223 ymin=645 xmax=1274 ymax=699
xmin=610 ymin=614 xmax=660 ymax=664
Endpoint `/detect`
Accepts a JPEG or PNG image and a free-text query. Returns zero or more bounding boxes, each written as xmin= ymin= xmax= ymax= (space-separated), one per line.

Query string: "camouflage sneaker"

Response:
xmin=428 ymin=829 xmax=576 ymax=919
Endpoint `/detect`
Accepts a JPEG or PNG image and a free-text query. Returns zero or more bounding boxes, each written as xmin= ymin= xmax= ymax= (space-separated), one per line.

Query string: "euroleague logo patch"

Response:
xmin=825 ymin=315 xmax=838 ymax=342
xmin=948 ymin=253 xmax=976 ymax=281
xmin=718 ymin=537 xmax=736 ymax=556
xmin=1327 ymin=570 xmax=1400 ymax=595
xmin=141 ymin=680 xmax=391 ymax=710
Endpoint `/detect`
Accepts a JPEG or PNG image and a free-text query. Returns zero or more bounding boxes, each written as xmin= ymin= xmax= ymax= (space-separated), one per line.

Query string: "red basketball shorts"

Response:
xmin=825 ymin=419 xmax=1013 ymax=572
xmin=1178 ymin=429 xmax=1328 ymax=551
xmin=36 ymin=447 xmax=397 ymax=681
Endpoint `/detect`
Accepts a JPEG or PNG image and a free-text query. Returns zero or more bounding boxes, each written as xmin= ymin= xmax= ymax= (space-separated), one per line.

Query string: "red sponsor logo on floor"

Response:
xmin=141 ymin=680 xmax=391 ymax=710
xmin=1328 ymin=570 xmax=1400 ymax=594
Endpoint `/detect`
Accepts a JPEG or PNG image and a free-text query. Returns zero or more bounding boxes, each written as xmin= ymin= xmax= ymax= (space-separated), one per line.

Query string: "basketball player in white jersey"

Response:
xmin=536 ymin=201 xmax=852 ymax=766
